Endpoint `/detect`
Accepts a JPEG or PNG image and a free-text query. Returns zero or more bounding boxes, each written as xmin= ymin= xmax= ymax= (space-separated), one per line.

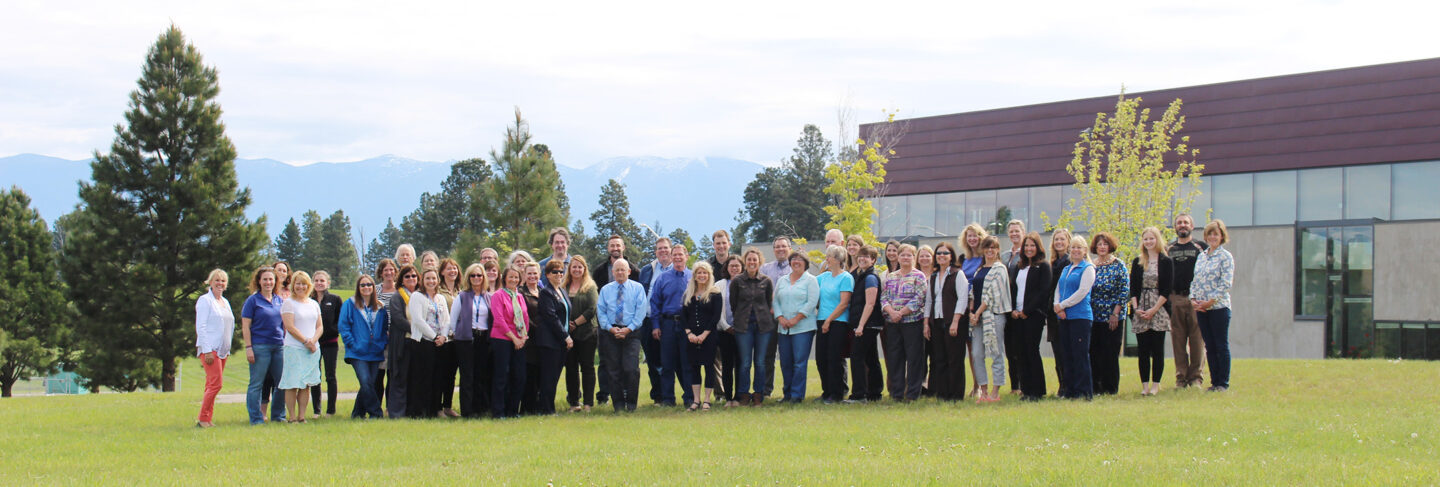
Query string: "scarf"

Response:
xmin=506 ymin=288 xmax=526 ymax=337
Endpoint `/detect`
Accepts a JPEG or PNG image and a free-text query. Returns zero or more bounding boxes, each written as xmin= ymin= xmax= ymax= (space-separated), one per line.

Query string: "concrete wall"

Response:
xmin=1224 ymin=226 xmax=1319 ymax=358
xmin=1373 ymin=220 xmax=1440 ymax=323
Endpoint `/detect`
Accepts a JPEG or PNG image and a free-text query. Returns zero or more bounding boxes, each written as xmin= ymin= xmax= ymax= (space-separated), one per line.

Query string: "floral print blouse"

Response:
xmin=881 ymin=269 xmax=928 ymax=324
xmin=1190 ymin=246 xmax=1234 ymax=310
xmin=1090 ymin=259 xmax=1129 ymax=322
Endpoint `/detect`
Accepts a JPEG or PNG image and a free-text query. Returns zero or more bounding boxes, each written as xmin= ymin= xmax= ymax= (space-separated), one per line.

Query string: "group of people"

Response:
xmin=195 ymin=216 xmax=1236 ymax=425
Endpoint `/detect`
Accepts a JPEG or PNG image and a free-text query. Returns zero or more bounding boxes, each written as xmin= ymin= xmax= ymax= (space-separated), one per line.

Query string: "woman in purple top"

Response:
xmin=881 ymin=244 xmax=929 ymax=401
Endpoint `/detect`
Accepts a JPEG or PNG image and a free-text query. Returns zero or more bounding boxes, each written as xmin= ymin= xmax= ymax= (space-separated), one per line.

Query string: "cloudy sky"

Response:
xmin=1 ymin=0 xmax=1435 ymax=167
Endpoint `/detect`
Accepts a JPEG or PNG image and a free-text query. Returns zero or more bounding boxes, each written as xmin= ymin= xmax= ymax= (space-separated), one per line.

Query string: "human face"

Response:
xmin=401 ymin=271 xmax=418 ymax=291
xmin=397 ymin=248 xmax=415 ymax=267
xmin=480 ymin=250 xmax=498 ymax=266
xmin=1174 ymin=216 xmax=1194 ymax=238
xmin=772 ymin=239 xmax=791 ymax=260
xmin=551 ymin=233 xmax=569 ymax=257
xmin=358 ymin=278 xmax=375 ymax=298
xmin=726 ymin=259 xmax=742 ymax=278
xmin=613 ymin=261 xmax=630 ymax=283
xmin=485 ymin=267 xmax=498 ymax=286
xmin=568 ymin=260 xmax=585 ymax=280
xmin=422 ymin=254 xmax=439 ymax=271
xmin=713 ymin=234 xmax=730 ymax=257
xmin=525 ymin=267 xmax=541 ymax=287
xmin=314 ymin=273 xmax=329 ymax=292
xmin=259 ymin=271 xmax=275 ymax=294
xmin=273 ymin=263 xmax=289 ymax=280
xmin=1095 ymin=239 xmax=1111 ymax=257
xmin=671 ymin=246 xmax=688 ymax=270
xmin=607 ymin=238 xmax=625 ymax=259
xmin=857 ymin=254 xmax=875 ymax=269
xmin=885 ymin=244 xmax=898 ymax=264
xmin=1023 ymin=238 xmax=1039 ymax=259
xmin=695 ymin=266 xmax=712 ymax=285
xmin=934 ymin=247 xmax=953 ymax=267
xmin=1142 ymin=231 xmax=1159 ymax=252
xmin=210 ymin=275 xmax=227 ymax=295
xmin=442 ymin=263 xmax=459 ymax=284
xmin=1008 ymin=225 xmax=1023 ymax=245
xmin=788 ymin=254 xmax=808 ymax=275
xmin=846 ymin=239 xmax=861 ymax=256
xmin=503 ymin=270 xmax=520 ymax=290
xmin=422 ymin=272 xmax=439 ymax=294
xmin=744 ymin=254 xmax=761 ymax=274
xmin=547 ymin=266 xmax=566 ymax=287
xmin=655 ymin=241 xmax=672 ymax=263
xmin=825 ymin=230 xmax=843 ymax=248
xmin=965 ymin=230 xmax=980 ymax=250
xmin=983 ymin=245 xmax=999 ymax=262
xmin=1205 ymin=229 xmax=1222 ymax=248
xmin=1052 ymin=232 xmax=1070 ymax=255
xmin=291 ymin=279 xmax=310 ymax=298
xmin=898 ymin=249 xmax=915 ymax=268
xmin=380 ymin=264 xmax=397 ymax=284
xmin=1069 ymin=243 xmax=1087 ymax=262
xmin=468 ymin=270 xmax=485 ymax=290
xmin=918 ymin=249 xmax=934 ymax=269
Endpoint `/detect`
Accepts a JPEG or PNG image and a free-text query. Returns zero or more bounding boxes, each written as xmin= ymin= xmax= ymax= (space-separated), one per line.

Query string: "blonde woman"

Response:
xmin=1130 ymin=227 xmax=1173 ymax=396
xmin=448 ymin=263 xmax=492 ymax=417
xmin=1046 ymin=228 xmax=1073 ymax=397
xmin=420 ymin=250 xmax=440 ymax=272
xmin=279 ymin=271 xmax=323 ymax=422
xmin=815 ymin=245 xmax=854 ymax=404
xmin=682 ymin=262 xmax=724 ymax=410
xmin=563 ymin=256 xmax=600 ymax=411
xmin=960 ymin=223 xmax=989 ymax=279
xmin=968 ymin=237 xmax=1013 ymax=403
xmin=1192 ymin=220 xmax=1235 ymax=392
xmin=1054 ymin=235 xmax=1097 ymax=400
xmin=195 ymin=269 xmax=233 ymax=428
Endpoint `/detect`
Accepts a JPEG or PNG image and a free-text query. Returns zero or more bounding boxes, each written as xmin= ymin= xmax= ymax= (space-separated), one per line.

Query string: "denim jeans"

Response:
xmin=1196 ymin=307 xmax=1231 ymax=388
xmin=658 ymin=317 xmax=693 ymax=405
xmin=969 ymin=314 xmax=1008 ymax=387
xmin=778 ymin=330 xmax=815 ymax=401
xmin=348 ymin=359 xmax=383 ymax=419
xmin=246 ymin=344 xmax=286 ymax=424
xmin=735 ymin=327 xmax=773 ymax=397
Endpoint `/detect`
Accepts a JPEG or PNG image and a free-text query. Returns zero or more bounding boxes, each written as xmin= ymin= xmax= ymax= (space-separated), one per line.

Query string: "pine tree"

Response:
xmin=363 ymin=218 xmax=404 ymax=274
xmin=274 ymin=218 xmax=303 ymax=264
xmin=587 ymin=179 xmax=646 ymax=263
xmin=0 ymin=187 xmax=71 ymax=397
xmin=319 ymin=210 xmax=359 ymax=284
xmin=471 ymin=109 xmax=567 ymax=255
xmin=298 ymin=210 xmax=325 ymax=272
xmin=59 ymin=26 xmax=267 ymax=392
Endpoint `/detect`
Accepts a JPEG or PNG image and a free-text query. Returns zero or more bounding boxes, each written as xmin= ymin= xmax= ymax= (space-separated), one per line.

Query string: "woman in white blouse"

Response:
xmin=279 ymin=271 xmax=324 ymax=423
xmin=406 ymin=268 xmax=451 ymax=418
xmin=194 ymin=269 xmax=234 ymax=428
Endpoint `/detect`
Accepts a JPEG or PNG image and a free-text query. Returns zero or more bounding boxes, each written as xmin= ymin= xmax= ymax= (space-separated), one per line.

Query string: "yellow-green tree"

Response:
xmin=823 ymin=111 xmax=901 ymax=250
xmin=1054 ymin=94 xmax=1204 ymax=260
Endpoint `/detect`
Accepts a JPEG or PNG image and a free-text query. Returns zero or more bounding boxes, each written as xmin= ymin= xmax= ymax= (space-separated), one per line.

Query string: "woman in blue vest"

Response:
xmin=1053 ymin=235 xmax=1097 ymax=400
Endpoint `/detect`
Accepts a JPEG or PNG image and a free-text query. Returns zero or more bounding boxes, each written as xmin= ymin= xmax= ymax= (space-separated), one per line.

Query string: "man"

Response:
xmin=596 ymin=259 xmax=647 ymax=412
xmin=1168 ymin=214 xmax=1209 ymax=388
xmin=649 ymin=244 xmax=693 ymax=406
xmin=537 ymin=227 xmax=571 ymax=288
xmin=824 ymin=228 xmax=844 ymax=249
xmin=591 ymin=234 xmax=626 ymax=404
xmin=999 ymin=220 xmax=1025 ymax=270
xmin=757 ymin=237 xmax=793 ymax=399
xmin=479 ymin=248 xmax=499 ymax=267
xmin=707 ymin=230 xmax=734 ymax=280
xmin=637 ymin=237 xmax=672 ymax=403
xmin=705 ymin=229 xmax=737 ymax=404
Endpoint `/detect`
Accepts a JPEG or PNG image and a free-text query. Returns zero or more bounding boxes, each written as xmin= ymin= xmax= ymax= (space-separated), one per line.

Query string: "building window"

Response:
xmin=995 ymin=188 xmax=1029 ymax=233
xmin=1254 ymin=170 xmax=1297 ymax=225
xmin=935 ymin=192 xmax=966 ymax=237
xmin=1030 ymin=185 xmax=1062 ymax=231
xmin=1298 ymin=168 xmax=1343 ymax=221
xmin=1180 ymin=177 xmax=1212 ymax=223
xmin=878 ymin=196 xmax=906 ymax=238
xmin=1391 ymin=160 xmax=1440 ymax=220
xmin=966 ymin=190 xmax=998 ymax=234
xmin=1059 ymin=184 xmax=1087 ymax=233
xmin=907 ymin=194 xmax=936 ymax=237
xmin=1211 ymin=173 xmax=1254 ymax=227
xmin=1344 ymin=165 xmax=1390 ymax=220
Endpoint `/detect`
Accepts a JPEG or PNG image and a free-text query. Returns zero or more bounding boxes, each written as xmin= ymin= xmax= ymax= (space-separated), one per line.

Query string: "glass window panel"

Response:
xmin=1428 ymin=325 xmax=1440 ymax=360
xmin=1373 ymin=322 xmax=1401 ymax=359
xmin=1254 ymin=171 xmax=1297 ymax=225
xmin=1391 ymin=161 xmax=1440 ymax=220
xmin=935 ymin=192 xmax=966 ymax=238
xmin=1029 ymin=186 xmax=1062 ymax=231
xmin=1344 ymin=165 xmax=1390 ymax=220
xmin=907 ymin=194 xmax=936 ymax=237
xmin=1344 ymin=226 xmax=1373 ymax=296
xmin=966 ymin=190 xmax=997 ymax=235
xmin=1059 ymin=185 xmax=1088 ymax=233
xmin=995 ymin=188 xmax=1029 ymax=233
xmin=1181 ymin=176 xmax=1212 ymax=223
xmin=1210 ymin=173 xmax=1254 ymax=226
xmin=1298 ymin=168 xmax=1343 ymax=221
xmin=1297 ymin=227 xmax=1329 ymax=317
xmin=1401 ymin=323 xmax=1427 ymax=360
xmin=1344 ymin=299 xmax=1374 ymax=358
xmin=878 ymin=196 xmax=906 ymax=238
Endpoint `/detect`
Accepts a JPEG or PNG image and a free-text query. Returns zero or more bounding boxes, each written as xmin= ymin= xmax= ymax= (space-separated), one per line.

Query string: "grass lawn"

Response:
xmin=2 ymin=358 xmax=1436 ymax=485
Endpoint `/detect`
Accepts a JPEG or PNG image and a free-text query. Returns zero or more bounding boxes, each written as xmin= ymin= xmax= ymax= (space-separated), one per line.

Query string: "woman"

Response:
xmin=407 ymin=268 xmax=451 ymax=418
xmin=507 ymin=250 xmax=535 ymax=272
xmin=240 ymin=266 xmax=285 ymax=425
xmin=960 ymin=224 xmax=988 ymax=279
xmin=1089 ymin=232 xmax=1130 ymax=396
xmin=881 ymin=244 xmax=928 ymax=401
xmin=483 ymin=261 xmax=500 ymax=292
xmin=815 ymin=245 xmax=854 ymax=404
xmin=716 ymin=255 xmax=744 ymax=407
xmin=1054 ymin=235 xmax=1097 ymax=400
xmin=1009 ymin=233 xmax=1052 ymax=401
xmin=772 ymin=252 xmax=819 ymax=404
xmin=916 ymin=245 xmax=937 ymax=281
xmin=338 ymin=274 xmax=388 ymax=419
xmin=729 ymin=249 xmax=775 ymax=406
xmin=194 ymin=269 xmax=233 ymax=428
xmin=279 ymin=271 xmax=323 ymax=423
xmin=563 ymin=256 xmax=600 ymax=412
xmin=849 ymin=246 xmax=885 ymax=402
xmin=272 ymin=261 xmax=292 ymax=299
xmin=527 ymin=261 xmax=571 ymax=415
xmin=310 ymin=271 xmax=342 ymax=417
xmin=420 ymin=250 xmax=440 ymax=272
xmin=490 ymin=266 xmax=530 ymax=418
xmin=1191 ymin=220 xmax=1235 ymax=392
xmin=1129 ymin=227 xmax=1173 ymax=396
xmin=1000 ymin=222 xmax=1027 ymax=392
xmin=449 ymin=263 xmax=492 ymax=417
xmin=373 ymin=259 xmax=399 ymax=411
xmin=882 ymin=240 xmax=900 ymax=277
xmin=1000 ymin=220 xmax=1026 ymax=269
xmin=385 ymin=265 xmax=418 ymax=419
xmin=845 ymin=234 xmax=866 ymax=272
xmin=926 ymin=241 xmax=968 ymax=401
xmin=1046 ymin=229 xmax=1073 ymax=397
xmin=969 ymin=237 xmax=1012 ymax=403
xmin=682 ymin=262 xmax=724 ymax=410
xmin=435 ymin=258 xmax=463 ymax=418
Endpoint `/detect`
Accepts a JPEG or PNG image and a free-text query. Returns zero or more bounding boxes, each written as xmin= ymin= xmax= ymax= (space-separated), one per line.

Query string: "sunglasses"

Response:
xmin=468 ymin=274 xmax=483 ymax=278
xmin=402 ymin=274 xmax=418 ymax=280
xmin=359 ymin=283 xmax=374 ymax=288
xmin=547 ymin=270 xmax=564 ymax=275
xmin=935 ymin=251 xmax=953 ymax=256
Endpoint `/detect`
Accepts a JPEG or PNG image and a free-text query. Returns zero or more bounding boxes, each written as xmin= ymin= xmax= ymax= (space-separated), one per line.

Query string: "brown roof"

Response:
xmin=863 ymin=58 xmax=1440 ymax=196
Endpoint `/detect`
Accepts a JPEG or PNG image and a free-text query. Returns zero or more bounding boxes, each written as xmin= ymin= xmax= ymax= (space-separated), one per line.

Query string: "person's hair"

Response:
xmin=1174 ymin=213 xmax=1194 ymax=225
xmin=1090 ymin=232 xmax=1119 ymax=255
xmin=548 ymin=227 xmax=571 ymax=245
xmin=917 ymin=244 xmax=935 ymax=271
xmin=355 ymin=275 xmax=381 ymax=310
xmin=671 ymin=244 xmax=688 ymax=254
xmin=480 ymin=248 xmax=498 ymax=259
xmin=506 ymin=250 xmax=534 ymax=268
xmin=310 ymin=270 xmax=331 ymax=299
xmin=857 ymin=245 xmax=879 ymax=261
xmin=824 ymin=245 xmax=847 ymax=273
xmin=562 ymin=255 xmax=597 ymax=293
xmin=884 ymin=239 xmax=901 ymax=270
xmin=741 ymin=248 xmax=765 ymax=277
xmin=683 ymin=261 xmax=718 ymax=304
xmin=289 ymin=271 xmax=314 ymax=301
xmin=248 ymin=266 xmax=276 ymax=293
xmin=420 ymin=268 xmax=440 ymax=295
xmin=721 ymin=254 xmax=743 ymax=278
xmin=1137 ymin=226 xmax=1169 ymax=271
xmin=712 ymin=229 xmax=730 ymax=241
xmin=397 ymin=265 xmax=420 ymax=290
xmin=271 ymin=261 xmax=292 ymax=288
xmin=544 ymin=259 xmax=565 ymax=275
xmin=482 ymin=261 xmax=499 ymax=292
xmin=1068 ymin=235 xmax=1093 ymax=265
xmin=607 ymin=234 xmax=624 ymax=244
xmin=961 ymin=223 xmax=989 ymax=259
xmin=934 ymin=241 xmax=960 ymax=269
xmin=438 ymin=258 xmax=461 ymax=293
xmin=205 ymin=269 xmax=228 ymax=287
xmin=773 ymin=236 xmax=792 ymax=246
xmin=375 ymin=259 xmax=398 ymax=283
xmin=897 ymin=243 xmax=917 ymax=269
xmin=1050 ymin=228 xmax=1072 ymax=263
xmin=980 ymin=236 xmax=1001 ymax=264
xmin=1018 ymin=232 xmax=1048 ymax=268
xmin=654 ymin=236 xmax=672 ymax=247
xmin=395 ymin=244 xmax=415 ymax=261
xmin=787 ymin=251 xmax=810 ymax=272
xmin=1203 ymin=219 xmax=1230 ymax=245
xmin=1008 ymin=219 xmax=1026 ymax=234
xmin=419 ymin=250 xmax=440 ymax=270
xmin=462 ymin=263 xmax=487 ymax=293
xmin=499 ymin=266 xmax=522 ymax=289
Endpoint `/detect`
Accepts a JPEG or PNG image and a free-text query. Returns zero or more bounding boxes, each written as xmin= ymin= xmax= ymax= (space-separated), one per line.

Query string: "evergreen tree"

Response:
xmin=740 ymin=166 xmax=785 ymax=242
xmin=470 ymin=109 xmax=567 ymax=255
xmin=668 ymin=228 xmax=695 ymax=254
xmin=312 ymin=210 xmax=359 ymax=284
xmin=739 ymin=124 xmax=837 ymax=242
xmin=59 ymin=26 xmax=267 ymax=392
xmin=274 ymin=218 xmax=303 ymax=264
xmin=0 ymin=187 xmax=71 ymax=397
xmin=298 ymin=210 xmax=325 ymax=272
xmin=587 ymin=179 xmax=646 ymax=263
xmin=363 ymin=218 xmax=404 ymax=274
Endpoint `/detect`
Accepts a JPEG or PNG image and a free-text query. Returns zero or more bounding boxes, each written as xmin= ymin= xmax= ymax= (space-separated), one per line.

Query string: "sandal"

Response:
xmin=702 ymin=402 xmax=711 ymax=411
xmin=688 ymin=402 xmax=700 ymax=411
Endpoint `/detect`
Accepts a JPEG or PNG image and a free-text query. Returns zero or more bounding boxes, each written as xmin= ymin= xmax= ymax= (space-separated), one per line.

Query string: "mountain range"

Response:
xmin=0 ymin=153 xmax=765 ymax=250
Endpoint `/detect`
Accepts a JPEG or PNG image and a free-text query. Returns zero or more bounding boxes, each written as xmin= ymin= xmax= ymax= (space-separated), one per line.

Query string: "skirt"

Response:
xmin=279 ymin=345 xmax=322 ymax=390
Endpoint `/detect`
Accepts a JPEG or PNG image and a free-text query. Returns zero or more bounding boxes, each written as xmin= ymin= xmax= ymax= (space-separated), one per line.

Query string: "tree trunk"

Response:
xmin=1 ymin=380 xmax=12 ymax=398
xmin=161 ymin=356 xmax=177 ymax=392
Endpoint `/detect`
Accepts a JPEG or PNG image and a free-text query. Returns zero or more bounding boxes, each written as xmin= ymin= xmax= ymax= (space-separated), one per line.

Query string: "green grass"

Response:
xmin=3 ymin=358 xmax=1436 ymax=485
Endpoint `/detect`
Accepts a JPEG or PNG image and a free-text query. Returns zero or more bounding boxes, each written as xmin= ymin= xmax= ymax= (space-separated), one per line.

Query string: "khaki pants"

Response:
xmin=1169 ymin=294 xmax=1205 ymax=386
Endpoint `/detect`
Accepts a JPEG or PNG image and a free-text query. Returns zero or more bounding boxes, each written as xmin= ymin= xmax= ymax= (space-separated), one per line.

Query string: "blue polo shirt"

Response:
xmin=241 ymin=292 xmax=286 ymax=345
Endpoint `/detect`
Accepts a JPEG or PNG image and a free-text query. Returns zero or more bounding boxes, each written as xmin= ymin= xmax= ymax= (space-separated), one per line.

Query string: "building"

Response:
xmin=862 ymin=58 xmax=1440 ymax=360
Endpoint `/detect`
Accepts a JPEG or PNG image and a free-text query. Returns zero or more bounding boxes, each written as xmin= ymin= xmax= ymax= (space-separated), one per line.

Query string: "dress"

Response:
xmin=1132 ymin=264 xmax=1172 ymax=334
xmin=279 ymin=298 xmax=323 ymax=390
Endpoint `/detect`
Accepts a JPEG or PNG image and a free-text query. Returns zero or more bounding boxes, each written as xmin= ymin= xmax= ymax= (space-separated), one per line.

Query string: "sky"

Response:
xmin=1 ymin=0 xmax=1436 ymax=168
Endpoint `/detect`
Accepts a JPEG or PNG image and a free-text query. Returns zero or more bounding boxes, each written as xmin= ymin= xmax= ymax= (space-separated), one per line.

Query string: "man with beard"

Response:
xmin=1167 ymin=214 xmax=1209 ymax=389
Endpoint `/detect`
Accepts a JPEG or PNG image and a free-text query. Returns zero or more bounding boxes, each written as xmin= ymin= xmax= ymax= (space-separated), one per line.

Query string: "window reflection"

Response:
xmin=1344 ymin=165 xmax=1390 ymax=220
xmin=936 ymin=192 xmax=966 ymax=237
xmin=1211 ymin=173 xmax=1254 ymax=226
xmin=907 ymin=194 xmax=936 ymax=237
xmin=1391 ymin=161 xmax=1440 ymax=220
xmin=996 ymin=188 xmax=1028 ymax=232
xmin=1298 ymin=168 xmax=1342 ymax=221
xmin=1254 ymin=171 xmax=1297 ymax=225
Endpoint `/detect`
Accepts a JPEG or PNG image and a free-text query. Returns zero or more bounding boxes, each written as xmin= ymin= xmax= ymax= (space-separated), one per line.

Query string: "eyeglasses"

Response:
xmin=359 ymin=283 xmax=374 ymax=288
xmin=468 ymin=274 xmax=483 ymax=279
xmin=935 ymin=251 xmax=952 ymax=256
xmin=547 ymin=270 xmax=564 ymax=275
xmin=402 ymin=275 xmax=418 ymax=280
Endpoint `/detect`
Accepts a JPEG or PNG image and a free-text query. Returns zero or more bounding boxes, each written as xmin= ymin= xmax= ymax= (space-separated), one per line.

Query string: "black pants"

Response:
xmin=927 ymin=316 xmax=967 ymax=400
xmin=1047 ymin=314 xmax=1066 ymax=396
xmin=883 ymin=321 xmax=925 ymax=400
xmin=1019 ymin=313 xmax=1048 ymax=398
xmin=716 ymin=331 xmax=738 ymax=401
xmin=435 ymin=340 xmax=458 ymax=410
xmin=524 ymin=346 xmax=564 ymax=415
xmin=1004 ymin=315 xmax=1025 ymax=391
xmin=375 ymin=365 xmax=386 ymax=411
xmin=1090 ymin=320 xmax=1124 ymax=395
xmin=1136 ymin=330 xmax=1167 ymax=383
xmin=686 ymin=335 xmax=719 ymax=390
xmin=406 ymin=340 xmax=438 ymax=418
xmin=596 ymin=358 xmax=611 ymax=404
xmin=385 ymin=334 xmax=409 ymax=419
xmin=850 ymin=327 xmax=884 ymax=400
xmin=565 ymin=333 xmax=598 ymax=407
xmin=455 ymin=337 xmax=490 ymax=417
xmin=490 ymin=338 xmax=526 ymax=418
xmin=640 ymin=319 xmax=663 ymax=403
xmin=599 ymin=329 xmax=641 ymax=411
xmin=310 ymin=342 xmax=338 ymax=415
xmin=816 ymin=321 xmax=850 ymax=401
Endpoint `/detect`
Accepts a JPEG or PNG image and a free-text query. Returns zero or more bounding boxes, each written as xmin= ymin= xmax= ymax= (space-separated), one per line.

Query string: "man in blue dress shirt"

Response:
xmin=597 ymin=259 xmax=647 ymax=412
xmin=649 ymin=244 xmax=693 ymax=407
